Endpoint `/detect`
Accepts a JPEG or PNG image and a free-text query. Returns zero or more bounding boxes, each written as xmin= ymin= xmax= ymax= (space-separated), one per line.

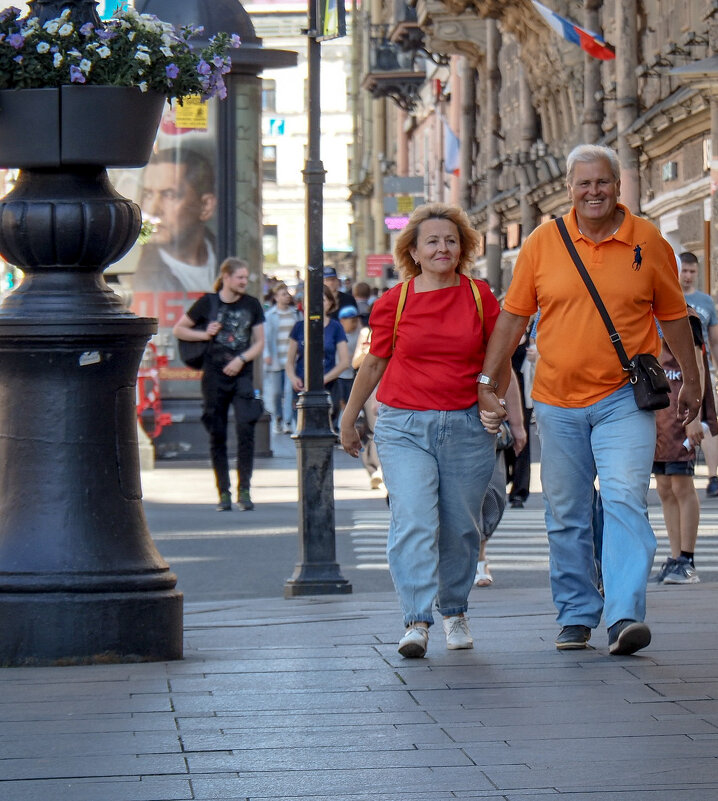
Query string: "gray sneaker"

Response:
xmin=663 ymin=556 xmax=700 ymax=584
xmin=398 ymin=624 xmax=429 ymax=658
xmin=652 ymin=557 xmax=677 ymax=583
xmin=442 ymin=615 xmax=474 ymax=650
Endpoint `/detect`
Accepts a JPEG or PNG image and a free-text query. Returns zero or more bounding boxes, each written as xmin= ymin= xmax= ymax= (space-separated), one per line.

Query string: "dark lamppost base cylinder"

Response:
xmin=284 ymin=393 xmax=351 ymax=598
xmin=0 ymin=165 xmax=184 ymax=666
xmin=0 ymin=591 xmax=182 ymax=667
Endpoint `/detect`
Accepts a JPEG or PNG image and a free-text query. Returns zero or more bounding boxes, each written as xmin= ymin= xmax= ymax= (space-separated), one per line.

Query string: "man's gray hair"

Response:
xmin=566 ymin=144 xmax=621 ymax=183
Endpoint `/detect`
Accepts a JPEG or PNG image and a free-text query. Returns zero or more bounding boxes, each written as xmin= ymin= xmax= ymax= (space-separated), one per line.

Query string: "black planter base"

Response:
xmin=0 ymin=590 xmax=183 ymax=666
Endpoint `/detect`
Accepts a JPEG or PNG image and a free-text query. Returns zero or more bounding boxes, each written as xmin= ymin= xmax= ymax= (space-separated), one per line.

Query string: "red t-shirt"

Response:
xmin=369 ymin=274 xmax=500 ymax=411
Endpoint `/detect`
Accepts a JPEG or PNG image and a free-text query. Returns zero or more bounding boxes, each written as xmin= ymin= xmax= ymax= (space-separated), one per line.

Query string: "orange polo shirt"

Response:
xmin=503 ymin=204 xmax=688 ymax=407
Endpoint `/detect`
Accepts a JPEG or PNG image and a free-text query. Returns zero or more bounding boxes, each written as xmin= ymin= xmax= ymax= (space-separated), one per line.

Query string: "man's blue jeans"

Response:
xmin=265 ymin=369 xmax=293 ymax=428
xmin=534 ymin=383 xmax=657 ymax=629
xmin=375 ymin=404 xmax=496 ymax=626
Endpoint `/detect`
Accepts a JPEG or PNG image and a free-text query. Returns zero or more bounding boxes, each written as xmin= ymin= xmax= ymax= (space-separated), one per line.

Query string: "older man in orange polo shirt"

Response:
xmin=479 ymin=144 xmax=701 ymax=656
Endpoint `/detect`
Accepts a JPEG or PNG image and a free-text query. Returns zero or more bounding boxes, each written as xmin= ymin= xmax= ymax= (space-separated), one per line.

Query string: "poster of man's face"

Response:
xmin=108 ymin=102 xmax=220 ymax=398
xmin=132 ymin=148 xmax=218 ymax=294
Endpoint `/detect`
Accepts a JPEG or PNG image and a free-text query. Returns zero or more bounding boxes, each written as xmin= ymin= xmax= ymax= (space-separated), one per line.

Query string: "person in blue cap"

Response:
xmin=324 ymin=266 xmax=356 ymax=319
xmin=333 ymin=305 xmax=362 ymax=430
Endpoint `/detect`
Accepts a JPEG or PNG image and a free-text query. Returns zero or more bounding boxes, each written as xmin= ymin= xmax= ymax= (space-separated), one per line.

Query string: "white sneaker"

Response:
xmin=442 ymin=615 xmax=473 ymax=650
xmin=397 ymin=624 xmax=429 ymax=658
xmin=475 ymin=561 xmax=493 ymax=587
xmin=282 ymin=424 xmax=293 ymax=434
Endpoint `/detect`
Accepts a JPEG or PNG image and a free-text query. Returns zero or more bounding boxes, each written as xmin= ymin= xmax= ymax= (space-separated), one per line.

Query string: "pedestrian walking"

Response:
xmin=340 ymin=202 xmax=503 ymax=658
xmin=678 ymin=251 xmax=718 ymax=497
xmin=263 ymin=282 xmax=301 ymax=434
xmin=479 ymin=144 xmax=701 ymax=656
xmin=652 ymin=311 xmax=718 ymax=584
xmin=351 ymin=323 xmax=384 ymax=490
xmin=475 ymin=370 xmax=527 ymax=587
xmin=285 ymin=285 xmax=350 ymax=431
xmin=173 ymin=257 xmax=265 ymax=512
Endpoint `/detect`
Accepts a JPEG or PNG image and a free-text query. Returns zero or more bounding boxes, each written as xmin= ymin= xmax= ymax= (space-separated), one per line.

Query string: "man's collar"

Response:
xmin=566 ymin=203 xmax=633 ymax=244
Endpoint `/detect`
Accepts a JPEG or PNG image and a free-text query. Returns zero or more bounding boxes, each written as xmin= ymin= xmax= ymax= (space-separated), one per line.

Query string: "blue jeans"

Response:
xmin=534 ymin=384 xmax=657 ymax=629
xmin=374 ymin=404 xmax=496 ymax=626
xmin=265 ymin=370 xmax=293 ymax=428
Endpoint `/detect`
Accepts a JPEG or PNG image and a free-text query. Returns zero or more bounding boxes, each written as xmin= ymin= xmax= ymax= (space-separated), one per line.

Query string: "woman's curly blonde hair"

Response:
xmin=393 ymin=203 xmax=481 ymax=281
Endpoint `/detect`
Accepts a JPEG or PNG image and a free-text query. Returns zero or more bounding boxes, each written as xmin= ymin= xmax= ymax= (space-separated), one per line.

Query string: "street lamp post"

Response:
xmin=284 ymin=1 xmax=351 ymax=598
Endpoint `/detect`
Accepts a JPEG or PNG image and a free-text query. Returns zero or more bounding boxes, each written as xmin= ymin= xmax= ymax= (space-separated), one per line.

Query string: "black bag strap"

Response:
xmin=555 ymin=217 xmax=631 ymax=373
xmin=209 ymin=291 xmax=220 ymax=321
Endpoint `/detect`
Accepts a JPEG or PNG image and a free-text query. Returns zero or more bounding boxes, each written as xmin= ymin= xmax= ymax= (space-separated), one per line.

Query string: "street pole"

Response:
xmin=284 ymin=1 xmax=351 ymax=598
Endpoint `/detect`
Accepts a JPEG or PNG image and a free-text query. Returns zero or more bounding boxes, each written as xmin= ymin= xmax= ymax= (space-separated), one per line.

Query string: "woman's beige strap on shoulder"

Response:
xmin=392 ymin=281 xmax=410 ymax=352
xmin=468 ymin=278 xmax=484 ymax=327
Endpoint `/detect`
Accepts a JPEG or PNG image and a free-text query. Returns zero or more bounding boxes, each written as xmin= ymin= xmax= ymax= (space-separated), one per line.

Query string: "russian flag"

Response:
xmin=532 ymin=1 xmax=615 ymax=61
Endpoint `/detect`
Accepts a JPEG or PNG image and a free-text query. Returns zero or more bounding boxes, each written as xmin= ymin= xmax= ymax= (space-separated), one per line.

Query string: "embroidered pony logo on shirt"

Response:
xmin=632 ymin=244 xmax=642 ymax=271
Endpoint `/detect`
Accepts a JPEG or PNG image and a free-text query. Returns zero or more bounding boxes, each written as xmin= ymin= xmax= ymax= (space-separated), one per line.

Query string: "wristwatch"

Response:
xmin=477 ymin=373 xmax=499 ymax=390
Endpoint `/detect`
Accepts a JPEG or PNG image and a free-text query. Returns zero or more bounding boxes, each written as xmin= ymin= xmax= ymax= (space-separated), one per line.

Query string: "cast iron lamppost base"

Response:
xmin=0 ymin=0 xmax=183 ymax=666
xmin=0 ymin=167 xmax=183 ymax=666
xmin=284 ymin=6 xmax=351 ymax=599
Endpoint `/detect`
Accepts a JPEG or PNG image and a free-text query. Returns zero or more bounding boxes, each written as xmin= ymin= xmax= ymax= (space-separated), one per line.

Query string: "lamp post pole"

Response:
xmin=284 ymin=2 xmax=351 ymax=598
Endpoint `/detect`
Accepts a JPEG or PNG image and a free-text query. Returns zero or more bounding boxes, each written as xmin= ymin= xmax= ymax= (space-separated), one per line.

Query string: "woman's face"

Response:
xmin=323 ymin=293 xmax=333 ymax=313
xmin=275 ymin=287 xmax=291 ymax=306
xmin=409 ymin=218 xmax=461 ymax=277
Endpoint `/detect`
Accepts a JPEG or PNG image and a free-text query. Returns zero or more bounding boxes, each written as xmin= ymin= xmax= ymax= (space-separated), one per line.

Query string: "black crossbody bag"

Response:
xmin=555 ymin=217 xmax=670 ymax=411
xmin=177 ymin=292 xmax=220 ymax=369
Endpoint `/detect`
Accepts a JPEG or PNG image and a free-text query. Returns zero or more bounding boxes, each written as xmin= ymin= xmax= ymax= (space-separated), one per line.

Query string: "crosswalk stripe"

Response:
xmin=351 ymin=507 xmax=718 ymax=573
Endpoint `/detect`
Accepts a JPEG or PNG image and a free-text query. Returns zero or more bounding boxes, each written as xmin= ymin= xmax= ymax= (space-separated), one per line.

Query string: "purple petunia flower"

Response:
xmin=13 ymin=54 xmax=22 ymax=63
xmin=165 ymin=63 xmax=179 ymax=79
xmin=7 ymin=32 xmax=24 ymax=49
xmin=197 ymin=58 xmax=211 ymax=76
xmin=79 ymin=22 xmax=94 ymax=36
xmin=230 ymin=34 xmax=241 ymax=48
xmin=69 ymin=64 xmax=86 ymax=83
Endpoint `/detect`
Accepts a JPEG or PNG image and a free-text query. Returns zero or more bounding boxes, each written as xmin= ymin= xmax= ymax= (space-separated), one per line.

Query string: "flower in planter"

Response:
xmin=0 ymin=4 xmax=240 ymax=103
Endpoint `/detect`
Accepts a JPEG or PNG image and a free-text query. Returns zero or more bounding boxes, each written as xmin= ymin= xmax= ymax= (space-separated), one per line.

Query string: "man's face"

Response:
xmin=141 ymin=162 xmax=215 ymax=249
xmin=224 ymin=267 xmax=249 ymax=296
xmin=680 ymin=261 xmax=699 ymax=292
xmin=567 ymin=159 xmax=620 ymax=228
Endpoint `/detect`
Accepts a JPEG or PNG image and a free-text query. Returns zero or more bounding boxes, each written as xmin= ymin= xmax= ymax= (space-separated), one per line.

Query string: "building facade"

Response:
xmin=247 ymin=0 xmax=355 ymax=284
xmin=354 ymin=0 xmax=718 ymax=294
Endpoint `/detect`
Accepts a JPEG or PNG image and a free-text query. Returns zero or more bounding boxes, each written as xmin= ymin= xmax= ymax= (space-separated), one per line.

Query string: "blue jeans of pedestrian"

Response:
xmin=266 ymin=369 xmax=293 ymax=428
xmin=374 ymin=404 xmax=496 ymax=627
xmin=533 ymin=383 xmax=657 ymax=629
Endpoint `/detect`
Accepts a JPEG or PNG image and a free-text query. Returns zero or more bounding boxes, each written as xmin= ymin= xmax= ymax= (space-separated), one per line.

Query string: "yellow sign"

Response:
xmin=396 ymin=195 xmax=414 ymax=214
xmin=174 ymin=96 xmax=209 ymax=130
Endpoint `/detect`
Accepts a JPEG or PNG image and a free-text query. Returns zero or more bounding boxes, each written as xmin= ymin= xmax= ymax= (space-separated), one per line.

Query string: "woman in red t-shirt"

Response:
xmin=340 ymin=203 xmax=505 ymax=658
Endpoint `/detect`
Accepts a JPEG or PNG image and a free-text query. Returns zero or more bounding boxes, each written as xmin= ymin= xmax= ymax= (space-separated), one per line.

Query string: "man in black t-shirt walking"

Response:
xmin=173 ymin=258 xmax=265 ymax=511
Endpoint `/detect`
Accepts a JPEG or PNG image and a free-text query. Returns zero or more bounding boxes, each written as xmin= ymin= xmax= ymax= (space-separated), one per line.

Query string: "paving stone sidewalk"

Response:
xmin=2 ymin=581 xmax=718 ymax=800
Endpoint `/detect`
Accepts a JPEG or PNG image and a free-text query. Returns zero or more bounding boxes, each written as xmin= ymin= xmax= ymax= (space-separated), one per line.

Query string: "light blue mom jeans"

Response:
xmin=533 ymin=383 xmax=657 ymax=630
xmin=374 ymin=404 xmax=496 ymax=627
